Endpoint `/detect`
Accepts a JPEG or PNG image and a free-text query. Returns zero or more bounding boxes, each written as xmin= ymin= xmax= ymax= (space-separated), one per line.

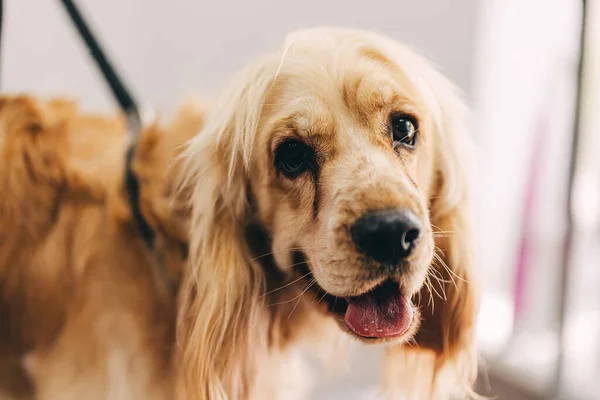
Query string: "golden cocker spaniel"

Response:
xmin=175 ymin=27 xmax=479 ymax=399
xmin=0 ymin=95 xmax=205 ymax=400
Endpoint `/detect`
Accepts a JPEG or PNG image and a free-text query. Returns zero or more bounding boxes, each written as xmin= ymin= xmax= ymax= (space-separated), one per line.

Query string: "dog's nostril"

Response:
xmin=351 ymin=208 xmax=422 ymax=266
xmin=401 ymin=228 xmax=420 ymax=252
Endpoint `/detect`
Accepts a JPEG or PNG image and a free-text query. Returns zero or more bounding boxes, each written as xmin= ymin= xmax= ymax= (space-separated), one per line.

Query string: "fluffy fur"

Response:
xmin=0 ymin=95 xmax=205 ymax=399
xmin=177 ymin=27 xmax=479 ymax=399
xmin=132 ymin=98 xmax=207 ymax=288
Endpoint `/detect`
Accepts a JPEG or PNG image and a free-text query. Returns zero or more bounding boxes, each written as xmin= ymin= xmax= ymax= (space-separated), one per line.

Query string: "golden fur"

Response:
xmin=132 ymin=98 xmax=207 ymax=287
xmin=0 ymin=95 xmax=205 ymax=399
xmin=177 ymin=27 xmax=479 ymax=399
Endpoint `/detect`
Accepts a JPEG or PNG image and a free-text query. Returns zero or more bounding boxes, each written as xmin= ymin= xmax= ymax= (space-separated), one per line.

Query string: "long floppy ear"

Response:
xmin=385 ymin=72 xmax=479 ymax=399
xmin=175 ymin=59 xmax=278 ymax=400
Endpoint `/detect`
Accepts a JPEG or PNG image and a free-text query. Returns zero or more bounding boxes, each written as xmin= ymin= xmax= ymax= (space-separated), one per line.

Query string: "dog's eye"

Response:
xmin=274 ymin=139 xmax=314 ymax=178
xmin=391 ymin=115 xmax=418 ymax=149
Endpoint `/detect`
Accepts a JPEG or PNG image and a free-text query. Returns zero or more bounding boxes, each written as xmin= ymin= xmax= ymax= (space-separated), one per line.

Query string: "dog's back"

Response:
xmin=0 ymin=95 xmax=205 ymax=400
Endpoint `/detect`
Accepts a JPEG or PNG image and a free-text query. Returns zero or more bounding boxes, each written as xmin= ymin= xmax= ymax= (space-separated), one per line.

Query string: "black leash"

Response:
xmin=59 ymin=0 xmax=141 ymax=136
xmin=125 ymin=145 xmax=155 ymax=249
xmin=59 ymin=0 xmax=154 ymax=250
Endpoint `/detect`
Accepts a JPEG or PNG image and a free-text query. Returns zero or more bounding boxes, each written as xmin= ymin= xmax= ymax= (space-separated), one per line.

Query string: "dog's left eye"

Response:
xmin=274 ymin=139 xmax=314 ymax=178
xmin=391 ymin=115 xmax=418 ymax=149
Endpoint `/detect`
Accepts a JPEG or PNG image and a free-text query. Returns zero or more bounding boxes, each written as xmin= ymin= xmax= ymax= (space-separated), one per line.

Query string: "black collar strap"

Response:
xmin=125 ymin=144 xmax=180 ymax=295
xmin=125 ymin=144 xmax=154 ymax=249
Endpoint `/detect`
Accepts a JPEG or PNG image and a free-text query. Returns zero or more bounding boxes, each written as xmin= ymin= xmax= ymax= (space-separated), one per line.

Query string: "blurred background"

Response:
xmin=3 ymin=0 xmax=599 ymax=399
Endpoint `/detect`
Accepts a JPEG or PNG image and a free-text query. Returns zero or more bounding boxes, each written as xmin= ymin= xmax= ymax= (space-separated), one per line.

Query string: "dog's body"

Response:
xmin=1 ymin=27 xmax=478 ymax=400
xmin=0 ymin=96 xmax=204 ymax=400
xmin=177 ymin=27 xmax=479 ymax=399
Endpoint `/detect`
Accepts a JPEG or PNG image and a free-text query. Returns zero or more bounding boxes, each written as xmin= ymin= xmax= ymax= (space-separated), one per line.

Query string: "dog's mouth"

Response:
xmin=342 ymin=279 xmax=413 ymax=339
xmin=293 ymin=253 xmax=414 ymax=340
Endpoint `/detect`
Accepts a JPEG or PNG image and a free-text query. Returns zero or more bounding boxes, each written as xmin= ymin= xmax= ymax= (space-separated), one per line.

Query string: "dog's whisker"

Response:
xmin=432 ymin=228 xmax=455 ymax=236
xmin=433 ymin=252 xmax=469 ymax=285
xmin=428 ymin=264 xmax=453 ymax=284
xmin=428 ymin=273 xmax=446 ymax=301
xmin=249 ymin=247 xmax=315 ymax=262
xmin=426 ymin=280 xmax=434 ymax=311
xmin=287 ymin=279 xmax=317 ymax=320
xmin=434 ymin=245 xmax=447 ymax=258
xmin=316 ymin=290 xmax=329 ymax=304
xmin=268 ymin=278 xmax=316 ymax=307
xmin=436 ymin=275 xmax=448 ymax=300
xmin=424 ymin=276 xmax=435 ymax=312
xmin=432 ymin=260 xmax=458 ymax=292
xmin=433 ymin=232 xmax=454 ymax=238
xmin=268 ymin=257 xmax=314 ymax=273
xmin=430 ymin=224 xmax=446 ymax=232
xmin=415 ymin=288 xmax=422 ymax=308
xmin=427 ymin=267 xmax=447 ymax=301
xmin=312 ymin=288 xmax=321 ymax=304
xmin=259 ymin=270 xmax=312 ymax=298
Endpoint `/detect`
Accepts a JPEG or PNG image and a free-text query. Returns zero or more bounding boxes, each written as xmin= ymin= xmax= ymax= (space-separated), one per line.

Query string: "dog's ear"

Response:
xmin=385 ymin=73 xmax=479 ymax=399
xmin=175 ymin=60 xmax=277 ymax=399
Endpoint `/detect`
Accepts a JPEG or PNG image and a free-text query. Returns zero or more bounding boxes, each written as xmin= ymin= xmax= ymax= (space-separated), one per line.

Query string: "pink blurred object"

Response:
xmin=513 ymin=103 xmax=548 ymax=323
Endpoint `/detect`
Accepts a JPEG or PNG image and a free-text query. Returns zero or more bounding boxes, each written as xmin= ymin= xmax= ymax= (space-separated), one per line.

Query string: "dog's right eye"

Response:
xmin=274 ymin=139 xmax=314 ymax=178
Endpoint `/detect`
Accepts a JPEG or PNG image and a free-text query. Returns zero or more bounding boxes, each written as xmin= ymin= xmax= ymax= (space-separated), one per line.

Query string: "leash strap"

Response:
xmin=125 ymin=145 xmax=155 ymax=249
xmin=59 ymin=0 xmax=141 ymax=136
xmin=60 ymin=0 xmax=156 ymax=252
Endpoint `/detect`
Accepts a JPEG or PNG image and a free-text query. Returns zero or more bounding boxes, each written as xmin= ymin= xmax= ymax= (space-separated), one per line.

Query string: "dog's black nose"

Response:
xmin=351 ymin=209 xmax=421 ymax=265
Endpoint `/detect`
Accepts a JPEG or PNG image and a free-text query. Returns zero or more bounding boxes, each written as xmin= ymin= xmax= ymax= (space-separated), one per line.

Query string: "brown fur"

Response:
xmin=177 ymin=27 xmax=479 ymax=399
xmin=132 ymin=98 xmax=207 ymax=287
xmin=0 ymin=95 xmax=206 ymax=399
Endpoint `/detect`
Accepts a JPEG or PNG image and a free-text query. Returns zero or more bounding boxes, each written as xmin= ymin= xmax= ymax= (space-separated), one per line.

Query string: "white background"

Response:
xmin=3 ymin=0 xmax=479 ymax=113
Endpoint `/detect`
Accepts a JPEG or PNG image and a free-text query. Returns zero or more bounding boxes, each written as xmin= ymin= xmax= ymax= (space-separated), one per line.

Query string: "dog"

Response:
xmin=0 ymin=95 xmax=205 ymax=399
xmin=176 ymin=27 xmax=479 ymax=399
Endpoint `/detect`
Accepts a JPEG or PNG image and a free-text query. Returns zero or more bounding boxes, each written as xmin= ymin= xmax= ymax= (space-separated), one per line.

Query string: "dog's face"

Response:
xmin=246 ymin=40 xmax=443 ymax=343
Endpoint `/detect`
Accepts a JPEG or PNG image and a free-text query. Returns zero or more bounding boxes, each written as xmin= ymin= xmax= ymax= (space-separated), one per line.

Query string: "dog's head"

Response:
xmin=179 ymin=27 xmax=478 ymax=397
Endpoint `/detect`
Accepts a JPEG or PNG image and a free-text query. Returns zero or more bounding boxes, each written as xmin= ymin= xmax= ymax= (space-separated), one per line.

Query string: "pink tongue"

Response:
xmin=344 ymin=283 xmax=412 ymax=338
